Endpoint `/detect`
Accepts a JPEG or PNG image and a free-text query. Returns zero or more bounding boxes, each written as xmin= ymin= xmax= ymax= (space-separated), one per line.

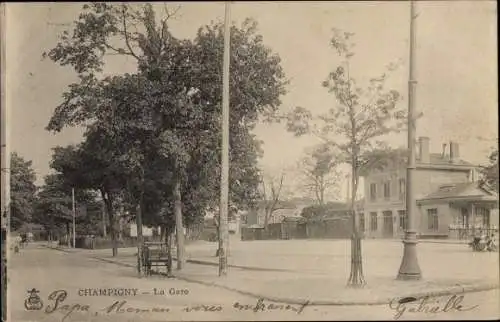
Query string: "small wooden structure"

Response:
xmin=139 ymin=241 xmax=172 ymax=276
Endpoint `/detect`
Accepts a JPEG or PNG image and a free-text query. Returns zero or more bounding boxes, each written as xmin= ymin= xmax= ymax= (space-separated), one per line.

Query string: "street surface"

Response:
xmin=6 ymin=243 xmax=499 ymax=321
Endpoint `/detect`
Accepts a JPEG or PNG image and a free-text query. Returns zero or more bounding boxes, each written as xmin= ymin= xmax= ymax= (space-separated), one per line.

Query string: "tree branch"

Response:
xmin=121 ymin=5 xmax=140 ymax=61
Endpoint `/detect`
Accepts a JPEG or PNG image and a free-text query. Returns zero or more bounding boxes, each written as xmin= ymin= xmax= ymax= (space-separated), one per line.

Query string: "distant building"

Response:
xmin=240 ymin=198 xmax=315 ymax=228
xmin=129 ymin=224 xmax=158 ymax=237
xmin=204 ymin=207 xmax=240 ymax=234
xmin=361 ymin=137 xmax=499 ymax=239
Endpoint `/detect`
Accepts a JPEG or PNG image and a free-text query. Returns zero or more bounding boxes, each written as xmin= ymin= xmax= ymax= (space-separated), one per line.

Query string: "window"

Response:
xmin=359 ymin=213 xmax=365 ymax=232
xmin=370 ymin=183 xmax=377 ymax=201
xmin=399 ymin=178 xmax=406 ymax=200
xmin=477 ymin=207 xmax=490 ymax=227
xmin=398 ymin=210 xmax=407 ymax=230
xmin=370 ymin=212 xmax=378 ymax=231
xmin=384 ymin=182 xmax=391 ymax=200
xmin=427 ymin=208 xmax=439 ymax=231
xmin=458 ymin=208 xmax=468 ymax=227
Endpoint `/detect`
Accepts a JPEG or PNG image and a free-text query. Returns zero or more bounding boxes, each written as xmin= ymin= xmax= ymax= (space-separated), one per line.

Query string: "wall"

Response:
xmin=362 ymin=164 xmax=471 ymax=239
xmin=417 ymin=203 xmax=451 ymax=237
xmin=306 ymin=218 xmax=351 ymax=239
xmin=364 ymin=167 xmax=470 ymax=209
xmin=491 ymin=209 xmax=499 ymax=228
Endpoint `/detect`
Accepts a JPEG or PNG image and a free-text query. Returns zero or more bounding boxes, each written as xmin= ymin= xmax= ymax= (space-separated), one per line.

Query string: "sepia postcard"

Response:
xmin=1 ymin=1 xmax=499 ymax=321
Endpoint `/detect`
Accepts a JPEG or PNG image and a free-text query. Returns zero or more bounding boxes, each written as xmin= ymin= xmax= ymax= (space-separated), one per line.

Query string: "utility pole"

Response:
xmin=397 ymin=0 xmax=422 ymax=281
xmin=72 ymin=188 xmax=76 ymax=248
xmin=345 ymin=173 xmax=350 ymax=204
xmin=0 ymin=3 xmax=9 ymax=236
xmin=218 ymin=1 xmax=231 ymax=277
xmin=1 ymin=4 xmax=10 ymax=322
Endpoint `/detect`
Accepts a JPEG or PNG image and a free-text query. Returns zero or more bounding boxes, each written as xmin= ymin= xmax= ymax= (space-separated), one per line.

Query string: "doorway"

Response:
xmin=382 ymin=211 xmax=394 ymax=238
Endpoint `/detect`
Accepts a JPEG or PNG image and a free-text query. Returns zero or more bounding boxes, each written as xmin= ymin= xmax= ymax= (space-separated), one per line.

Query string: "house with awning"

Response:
xmin=417 ymin=181 xmax=498 ymax=239
xmin=361 ymin=137 xmax=499 ymax=239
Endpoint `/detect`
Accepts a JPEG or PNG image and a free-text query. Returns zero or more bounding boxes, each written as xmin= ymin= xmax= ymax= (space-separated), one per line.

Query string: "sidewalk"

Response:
xmin=44 ymin=240 xmax=500 ymax=305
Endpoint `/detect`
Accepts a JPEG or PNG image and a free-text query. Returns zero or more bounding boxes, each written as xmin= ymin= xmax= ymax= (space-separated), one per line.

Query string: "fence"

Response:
xmin=306 ymin=217 xmax=351 ymax=239
xmin=448 ymin=227 xmax=499 ymax=240
xmin=58 ymin=236 xmax=166 ymax=249
xmin=241 ymin=218 xmax=349 ymax=241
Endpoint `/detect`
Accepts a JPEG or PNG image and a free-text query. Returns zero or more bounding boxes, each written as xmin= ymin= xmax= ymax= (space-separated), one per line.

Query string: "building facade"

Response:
xmin=361 ymin=137 xmax=498 ymax=239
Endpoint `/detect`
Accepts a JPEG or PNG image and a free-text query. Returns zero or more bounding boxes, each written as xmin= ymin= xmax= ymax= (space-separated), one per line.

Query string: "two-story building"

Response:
xmin=361 ymin=137 xmax=498 ymax=239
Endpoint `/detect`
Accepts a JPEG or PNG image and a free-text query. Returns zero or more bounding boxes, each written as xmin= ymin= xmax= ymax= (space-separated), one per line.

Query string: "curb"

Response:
xmin=42 ymin=245 xmax=295 ymax=273
xmin=172 ymin=275 xmax=499 ymax=306
xmin=182 ymin=258 xmax=296 ymax=273
xmin=43 ymin=245 xmax=499 ymax=306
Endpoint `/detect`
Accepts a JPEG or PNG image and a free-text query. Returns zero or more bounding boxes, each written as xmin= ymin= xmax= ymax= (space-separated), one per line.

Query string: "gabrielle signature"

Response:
xmin=389 ymin=294 xmax=479 ymax=320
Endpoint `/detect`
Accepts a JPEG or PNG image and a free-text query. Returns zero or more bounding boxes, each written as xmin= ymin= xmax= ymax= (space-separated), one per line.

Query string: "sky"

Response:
xmin=5 ymin=1 xmax=498 ymax=201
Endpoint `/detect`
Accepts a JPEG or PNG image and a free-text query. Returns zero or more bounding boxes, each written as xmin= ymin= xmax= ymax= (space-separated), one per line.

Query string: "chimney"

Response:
xmin=449 ymin=141 xmax=459 ymax=162
xmin=469 ymin=168 xmax=476 ymax=182
xmin=418 ymin=137 xmax=430 ymax=163
xmin=442 ymin=143 xmax=447 ymax=159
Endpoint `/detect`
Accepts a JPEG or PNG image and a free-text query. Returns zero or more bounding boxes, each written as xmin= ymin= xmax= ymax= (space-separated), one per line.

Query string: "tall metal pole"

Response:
xmin=0 ymin=3 xmax=9 ymax=235
xmin=1 ymin=4 xmax=10 ymax=322
xmin=218 ymin=1 xmax=231 ymax=277
xmin=397 ymin=0 xmax=422 ymax=280
xmin=72 ymin=188 xmax=76 ymax=249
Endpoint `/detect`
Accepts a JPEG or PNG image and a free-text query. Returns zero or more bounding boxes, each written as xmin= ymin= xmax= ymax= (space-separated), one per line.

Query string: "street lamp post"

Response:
xmin=218 ymin=1 xmax=231 ymax=277
xmin=397 ymin=0 xmax=422 ymax=281
xmin=1 ymin=5 xmax=10 ymax=322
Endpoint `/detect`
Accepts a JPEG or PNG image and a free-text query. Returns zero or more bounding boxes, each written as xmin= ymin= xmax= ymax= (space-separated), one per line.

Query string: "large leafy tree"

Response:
xmin=48 ymin=142 xmax=128 ymax=255
xmin=44 ymin=3 xmax=287 ymax=269
xmin=480 ymin=147 xmax=498 ymax=192
xmin=10 ymin=153 xmax=37 ymax=231
xmin=299 ymin=144 xmax=341 ymax=205
xmin=33 ymin=172 xmax=100 ymax=245
xmin=286 ymin=29 xmax=406 ymax=286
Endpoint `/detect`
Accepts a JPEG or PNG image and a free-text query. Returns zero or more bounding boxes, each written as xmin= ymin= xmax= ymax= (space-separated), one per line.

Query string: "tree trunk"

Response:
xmin=66 ymin=222 xmax=70 ymax=247
xmin=215 ymin=215 xmax=221 ymax=257
xmin=319 ymin=175 xmax=325 ymax=205
xmin=102 ymin=190 xmax=118 ymax=257
xmin=164 ymin=226 xmax=173 ymax=277
xmin=264 ymin=208 xmax=270 ymax=230
xmin=160 ymin=225 xmax=166 ymax=245
xmin=102 ymin=201 xmax=107 ymax=237
xmin=173 ymin=172 xmax=185 ymax=270
xmin=118 ymin=203 xmax=124 ymax=241
xmin=136 ymin=202 xmax=144 ymax=276
xmin=347 ymin=166 xmax=366 ymax=287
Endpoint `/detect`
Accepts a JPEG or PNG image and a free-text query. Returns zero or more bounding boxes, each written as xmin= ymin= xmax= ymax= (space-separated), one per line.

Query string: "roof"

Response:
xmin=419 ymin=153 xmax=474 ymax=167
xmin=360 ymin=149 xmax=476 ymax=177
xmin=418 ymin=182 xmax=499 ymax=202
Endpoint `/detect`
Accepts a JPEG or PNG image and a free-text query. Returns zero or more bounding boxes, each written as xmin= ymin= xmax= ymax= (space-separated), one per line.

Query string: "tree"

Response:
xmin=44 ymin=3 xmax=287 ymax=268
xmin=299 ymin=144 xmax=341 ymax=205
xmin=10 ymin=153 xmax=37 ymax=231
xmin=48 ymin=141 xmax=128 ymax=256
xmin=480 ymin=147 xmax=499 ymax=192
xmin=260 ymin=172 xmax=287 ymax=230
xmin=286 ymin=29 xmax=406 ymax=286
xmin=300 ymin=201 xmax=351 ymax=220
xmin=33 ymin=173 xmax=99 ymax=245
